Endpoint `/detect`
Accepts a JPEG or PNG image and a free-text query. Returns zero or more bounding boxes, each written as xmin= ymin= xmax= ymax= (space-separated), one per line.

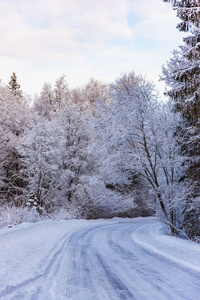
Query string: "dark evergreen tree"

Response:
xmin=8 ymin=72 xmax=22 ymax=97
xmin=0 ymin=84 xmax=29 ymax=207
xmin=163 ymin=0 xmax=200 ymax=31
xmin=162 ymin=0 xmax=200 ymax=120
xmin=161 ymin=0 xmax=200 ymax=241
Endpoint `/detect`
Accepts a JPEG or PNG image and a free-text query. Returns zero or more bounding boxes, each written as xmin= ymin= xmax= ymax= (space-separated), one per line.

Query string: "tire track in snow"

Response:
xmin=0 ymin=227 xmax=83 ymax=300
xmin=64 ymin=225 xmax=125 ymax=300
xmin=105 ymin=223 xmax=193 ymax=299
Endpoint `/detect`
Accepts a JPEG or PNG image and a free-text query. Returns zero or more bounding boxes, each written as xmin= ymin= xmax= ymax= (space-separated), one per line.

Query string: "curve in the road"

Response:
xmin=1 ymin=218 xmax=200 ymax=300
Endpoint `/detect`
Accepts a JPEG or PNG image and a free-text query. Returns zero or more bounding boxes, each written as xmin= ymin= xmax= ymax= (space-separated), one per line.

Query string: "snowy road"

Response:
xmin=0 ymin=217 xmax=200 ymax=300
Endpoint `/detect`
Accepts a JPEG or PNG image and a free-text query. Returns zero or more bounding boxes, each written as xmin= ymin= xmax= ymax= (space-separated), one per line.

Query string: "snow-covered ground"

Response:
xmin=0 ymin=217 xmax=199 ymax=300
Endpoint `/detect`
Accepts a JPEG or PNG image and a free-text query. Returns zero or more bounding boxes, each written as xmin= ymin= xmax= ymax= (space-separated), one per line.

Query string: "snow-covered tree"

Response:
xmin=93 ymin=72 xmax=187 ymax=232
xmin=164 ymin=0 xmax=200 ymax=31
xmin=20 ymin=103 xmax=94 ymax=217
xmin=161 ymin=37 xmax=200 ymax=123
xmin=8 ymin=72 xmax=22 ymax=97
xmin=33 ymin=82 xmax=55 ymax=119
xmin=33 ymin=75 xmax=69 ymax=119
xmin=0 ymin=83 xmax=29 ymax=206
xmin=54 ymin=107 xmax=90 ymax=202
xmin=54 ymin=75 xmax=69 ymax=109
xmin=162 ymin=1 xmax=200 ymax=123
xmin=70 ymin=78 xmax=109 ymax=111
xmin=20 ymin=118 xmax=61 ymax=212
xmin=161 ymin=0 xmax=200 ymax=240
xmin=160 ymin=40 xmax=200 ymax=190
xmin=162 ymin=1 xmax=200 ymax=117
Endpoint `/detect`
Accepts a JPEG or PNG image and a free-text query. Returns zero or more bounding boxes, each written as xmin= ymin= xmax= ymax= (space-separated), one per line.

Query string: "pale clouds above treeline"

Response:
xmin=0 ymin=0 xmax=184 ymax=96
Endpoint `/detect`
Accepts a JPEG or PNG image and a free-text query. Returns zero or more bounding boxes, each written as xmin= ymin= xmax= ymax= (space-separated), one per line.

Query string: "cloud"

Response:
xmin=0 ymin=0 xmax=132 ymax=58
xmin=128 ymin=0 xmax=185 ymax=42
xmin=0 ymin=0 xmax=185 ymax=96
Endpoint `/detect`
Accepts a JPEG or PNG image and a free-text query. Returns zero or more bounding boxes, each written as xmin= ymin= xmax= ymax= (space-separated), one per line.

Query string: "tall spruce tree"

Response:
xmin=162 ymin=0 xmax=200 ymax=121
xmin=8 ymin=72 xmax=22 ymax=97
xmin=161 ymin=0 xmax=200 ymax=240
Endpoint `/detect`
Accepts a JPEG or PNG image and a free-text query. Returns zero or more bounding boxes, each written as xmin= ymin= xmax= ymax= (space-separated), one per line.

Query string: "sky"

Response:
xmin=0 ymin=0 xmax=185 ymax=97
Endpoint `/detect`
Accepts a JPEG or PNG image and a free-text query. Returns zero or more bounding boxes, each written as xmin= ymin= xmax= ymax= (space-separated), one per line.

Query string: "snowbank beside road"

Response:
xmin=132 ymin=220 xmax=200 ymax=272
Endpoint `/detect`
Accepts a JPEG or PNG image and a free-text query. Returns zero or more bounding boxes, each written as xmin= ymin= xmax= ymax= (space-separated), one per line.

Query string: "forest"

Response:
xmin=0 ymin=0 xmax=200 ymax=242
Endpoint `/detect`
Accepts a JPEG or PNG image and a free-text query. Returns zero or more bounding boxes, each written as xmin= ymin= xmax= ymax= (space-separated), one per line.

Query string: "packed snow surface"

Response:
xmin=0 ymin=217 xmax=200 ymax=299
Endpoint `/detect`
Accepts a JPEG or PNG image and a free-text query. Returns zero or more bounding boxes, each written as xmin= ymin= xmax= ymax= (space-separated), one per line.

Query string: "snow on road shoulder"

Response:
xmin=0 ymin=219 xmax=89 ymax=293
xmin=132 ymin=217 xmax=200 ymax=272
